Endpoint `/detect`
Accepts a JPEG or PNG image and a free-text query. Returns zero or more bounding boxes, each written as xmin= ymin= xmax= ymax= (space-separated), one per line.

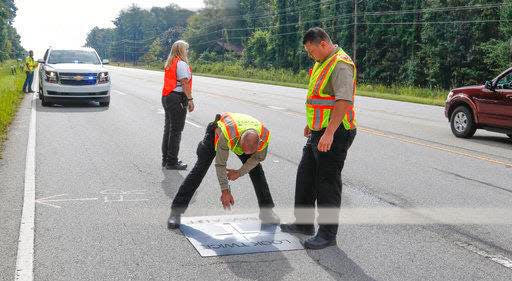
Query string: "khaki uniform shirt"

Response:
xmin=322 ymin=47 xmax=355 ymax=104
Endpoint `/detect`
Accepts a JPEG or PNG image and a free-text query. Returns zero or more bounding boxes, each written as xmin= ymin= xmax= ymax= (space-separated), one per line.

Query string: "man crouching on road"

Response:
xmin=167 ymin=112 xmax=279 ymax=228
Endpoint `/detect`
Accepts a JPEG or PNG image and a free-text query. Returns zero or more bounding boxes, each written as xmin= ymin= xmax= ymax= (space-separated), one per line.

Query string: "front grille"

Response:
xmin=60 ymin=79 xmax=97 ymax=86
xmin=59 ymin=73 xmax=97 ymax=86
xmin=47 ymin=91 xmax=108 ymax=96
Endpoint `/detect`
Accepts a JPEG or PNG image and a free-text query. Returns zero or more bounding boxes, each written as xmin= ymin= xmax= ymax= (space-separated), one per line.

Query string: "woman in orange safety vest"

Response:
xmin=161 ymin=40 xmax=194 ymax=170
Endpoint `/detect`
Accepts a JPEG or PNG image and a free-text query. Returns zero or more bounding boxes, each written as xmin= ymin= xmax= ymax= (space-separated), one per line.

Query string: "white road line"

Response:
xmin=267 ymin=105 xmax=286 ymax=110
xmin=186 ymin=120 xmax=202 ymax=128
xmin=15 ymin=93 xmax=37 ymax=281
xmin=112 ymin=90 xmax=127 ymax=95
xmin=455 ymin=241 xmax=512 ymax=270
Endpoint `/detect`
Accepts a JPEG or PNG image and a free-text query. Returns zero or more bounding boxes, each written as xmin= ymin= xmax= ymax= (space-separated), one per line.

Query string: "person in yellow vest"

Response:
xmin=23 ymin=50 xmax=38 ymax=93
xmin=167 ymin=112 xmax=279 ymax=228
xmin=280 ymin=27 xmax=357 ymax=249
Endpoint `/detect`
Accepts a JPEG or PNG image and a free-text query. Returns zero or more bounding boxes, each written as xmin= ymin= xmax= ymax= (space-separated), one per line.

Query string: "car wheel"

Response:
xmin=450 ymin=106 xmax=476 ymax=138
xmin=99 ymin=101 xmax=110 ymax=107
xmin=41 ymin=95 xmax=50 ymax=107
xmin=38 ymin=84 xmax=43 ymax=100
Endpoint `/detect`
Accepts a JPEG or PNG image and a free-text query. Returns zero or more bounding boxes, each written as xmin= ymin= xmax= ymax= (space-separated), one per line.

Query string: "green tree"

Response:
xmin=141 ymin=39 xmax=163 ymax=64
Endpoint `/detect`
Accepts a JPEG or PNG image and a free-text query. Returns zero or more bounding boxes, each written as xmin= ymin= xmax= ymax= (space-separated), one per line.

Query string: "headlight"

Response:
xmin=44 ymin=70 xmax=58 ymax=83
xmin=98 ymin=72 xmax=109 ymax=84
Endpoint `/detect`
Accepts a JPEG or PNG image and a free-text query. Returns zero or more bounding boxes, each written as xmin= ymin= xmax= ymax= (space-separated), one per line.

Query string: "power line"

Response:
xmin=187 ymin=3 xmax=503 ymax=42
xmin=191 ymin=18 xmax=512 ymax=48
xmin=199 ymin=0 xmax=350 ymax=31
xmin=187 ymin=13 xmax=353 ymax=41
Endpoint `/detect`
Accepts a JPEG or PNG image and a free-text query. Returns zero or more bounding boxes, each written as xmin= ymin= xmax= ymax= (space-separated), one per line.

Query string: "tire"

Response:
xmin=41 ymin=95 xmax=50 ymax=107
xmin=99 ymin=101 xmax=110 ymax=107
xmin=450 ymin=106 xmax=476 ymax=138
xmin=38 ymin=84 xmax=43 ymax=100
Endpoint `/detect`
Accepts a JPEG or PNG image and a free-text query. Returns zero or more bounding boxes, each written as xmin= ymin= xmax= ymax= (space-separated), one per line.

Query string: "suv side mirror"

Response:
xmin=37 ymin=59 xmax=45 ymax=64
xmin=102 ymin=59 xmax=110 ymax=65
xmin=484 ymin=80 xmax=495 ymax=91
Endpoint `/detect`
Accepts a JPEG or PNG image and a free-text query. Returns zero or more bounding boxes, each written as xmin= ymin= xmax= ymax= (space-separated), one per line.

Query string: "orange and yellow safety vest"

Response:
xmin=214 ymin=112 xmax=271 ymax=155
xmin=306 ymin=48 xmax=357 ymax=131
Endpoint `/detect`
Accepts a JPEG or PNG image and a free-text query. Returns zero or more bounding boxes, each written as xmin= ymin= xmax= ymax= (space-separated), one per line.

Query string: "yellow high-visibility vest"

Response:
xmin=215 ymin=112 xmax=270 ymax=155
xmin=24 ymin=56 xmax=38 ymax=72
xmin=306 ymin=48 xmax=357 ymax=131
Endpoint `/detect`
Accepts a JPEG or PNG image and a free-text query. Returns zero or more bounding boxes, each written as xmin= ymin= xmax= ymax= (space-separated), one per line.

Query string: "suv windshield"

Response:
xmin=47 ymin=50 xmax=100 ymax=64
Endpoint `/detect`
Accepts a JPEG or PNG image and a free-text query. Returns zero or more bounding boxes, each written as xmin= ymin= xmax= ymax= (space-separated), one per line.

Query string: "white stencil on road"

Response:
xmin=100 ymin=189 xmax=149 ymax=203
xmin=35 ymin=194 xmax=99 ymax=209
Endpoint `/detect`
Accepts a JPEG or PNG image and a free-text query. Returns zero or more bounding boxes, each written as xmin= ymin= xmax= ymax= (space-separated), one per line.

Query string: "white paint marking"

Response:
xmin=157 ymin=109 xmax=165 ymax=115
xmin=267 ymin=105 xmax=285 ymax=110
xmin=15 ymin=93 xmax=37 ymax=281
xmin=186 ymin=120 xmax=202 ymax=128
xmin=456 ymin=241 xmax=512 ymax=270
xmin=35 ymin=194 xmax=99 ymax=209
xmin=100 ymin=189 xmax=148 ymax=203
xmin=112 ymin=90 xmax=127 ymax=96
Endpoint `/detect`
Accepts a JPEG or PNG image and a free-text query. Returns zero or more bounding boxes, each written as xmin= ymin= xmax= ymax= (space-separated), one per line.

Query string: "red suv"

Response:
xmin=445 ymin=67 xmax=512 ymax=139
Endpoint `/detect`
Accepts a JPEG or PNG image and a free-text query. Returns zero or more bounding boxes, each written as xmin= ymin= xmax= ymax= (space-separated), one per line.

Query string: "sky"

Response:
xmin=13 ymin=0 xmax=204 ymax=59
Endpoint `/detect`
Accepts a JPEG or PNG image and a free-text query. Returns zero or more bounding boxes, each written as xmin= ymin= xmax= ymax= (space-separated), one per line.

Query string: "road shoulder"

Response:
xmin=0 ymin=94 xmax=32 ymax=280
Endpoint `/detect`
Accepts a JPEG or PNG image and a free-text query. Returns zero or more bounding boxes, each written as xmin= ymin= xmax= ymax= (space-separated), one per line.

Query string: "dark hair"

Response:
xmin=303 ymin=27 xmax=332 ymax=45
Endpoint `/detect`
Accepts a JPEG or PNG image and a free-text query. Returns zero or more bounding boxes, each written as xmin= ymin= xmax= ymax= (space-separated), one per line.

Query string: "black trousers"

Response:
xmin=161 ymin=92 xmax=187 ymax=165
xmin=294 ymin=125 xmax=356 ymax=239
xmin=171 ymin=121 xmax=275 ymax=212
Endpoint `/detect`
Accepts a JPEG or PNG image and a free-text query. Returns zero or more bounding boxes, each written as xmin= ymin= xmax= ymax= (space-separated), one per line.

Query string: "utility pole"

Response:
xmin=123 ymin=45 xmax=126 ymax=66
xmin=353 ymin=0 xmax=358 ymax=64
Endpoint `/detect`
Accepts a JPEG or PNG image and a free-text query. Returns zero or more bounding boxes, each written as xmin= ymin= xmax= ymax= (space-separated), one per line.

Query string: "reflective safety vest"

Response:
xmin=162 ymin=56 xmax=192 ymax=96
xmin=24 ymin=56 xmax=38 ymax=72
xmin=306 ymin=48 xmax=357 ymax=131
xmin=214 ymin=112 xmax=271 ymax=155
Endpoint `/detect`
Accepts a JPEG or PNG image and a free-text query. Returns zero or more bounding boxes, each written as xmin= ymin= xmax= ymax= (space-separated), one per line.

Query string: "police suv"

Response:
xmin=37 ymin=47 xmax=111 ymax=107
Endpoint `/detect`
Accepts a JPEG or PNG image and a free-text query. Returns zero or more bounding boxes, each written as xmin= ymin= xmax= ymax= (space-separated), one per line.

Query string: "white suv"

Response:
xmin=38 ymin=47 xmax=111 ymax=107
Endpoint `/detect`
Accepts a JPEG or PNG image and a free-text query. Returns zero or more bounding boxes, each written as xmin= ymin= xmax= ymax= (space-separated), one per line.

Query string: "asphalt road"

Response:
xmin=1 ymin=65 xmax=512 ymax=280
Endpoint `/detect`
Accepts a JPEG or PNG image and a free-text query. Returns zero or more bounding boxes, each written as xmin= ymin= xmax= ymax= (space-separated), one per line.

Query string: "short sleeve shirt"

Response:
xmin=174 ymin=60 xmax=191 ymax=92
xmin=322 ymin=49 xmax=355 ymax=104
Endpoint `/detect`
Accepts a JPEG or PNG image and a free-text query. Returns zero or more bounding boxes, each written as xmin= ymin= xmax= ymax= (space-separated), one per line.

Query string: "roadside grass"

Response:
xmin=111 ymin=61 xmax=448 ymax=106
xmin=0 ymin=60 xmax=25 ymax=158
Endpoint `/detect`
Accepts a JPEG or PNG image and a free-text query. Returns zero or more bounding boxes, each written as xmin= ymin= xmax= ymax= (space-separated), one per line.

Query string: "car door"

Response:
xmin=473 ymin=69 xmax=512 ymax=127
xmin=494 ymin=70 xmax=512 ymax=128
xmin=473 ymin=84 xmax=504 ymax=126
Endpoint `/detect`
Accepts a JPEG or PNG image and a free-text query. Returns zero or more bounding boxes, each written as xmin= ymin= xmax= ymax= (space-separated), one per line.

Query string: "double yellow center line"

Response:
xmin=359 ymin=127 xmax=512 ymax=168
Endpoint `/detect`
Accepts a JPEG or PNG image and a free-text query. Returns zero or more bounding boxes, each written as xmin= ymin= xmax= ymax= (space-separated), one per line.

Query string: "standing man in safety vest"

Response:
xmin=281 ymin=27 xmax=357 ymax=249
xmin=23 ymin=50 xmax=38 ymax=93
xmin=167 ymin=112 xmax=279 ymax=228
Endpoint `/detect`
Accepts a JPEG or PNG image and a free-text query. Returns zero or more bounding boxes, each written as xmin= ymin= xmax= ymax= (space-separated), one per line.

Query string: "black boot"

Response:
xmin=304 ymin=234 xmax=336 ymax=249
xmin=166 ymin=161 xmax=187 ymax=170
xmin=167 ymin=210 xmax=181 ymax=229
xmin=280 ymin=223 xmax=315 ymax=236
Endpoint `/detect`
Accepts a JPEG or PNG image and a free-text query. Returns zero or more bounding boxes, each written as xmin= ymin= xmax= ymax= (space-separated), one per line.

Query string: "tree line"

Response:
xmin=0 ymin=0 xmax=25 ymax=62
xmin=85 ymin=0 xmax=512 ymax=89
